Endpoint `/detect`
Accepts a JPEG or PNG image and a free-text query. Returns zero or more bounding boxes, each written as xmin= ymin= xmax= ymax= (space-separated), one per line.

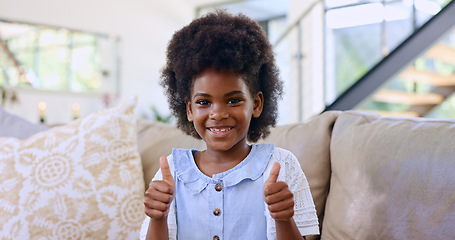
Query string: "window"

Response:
xmin=0 ymin=20 xmax=119 ymax=93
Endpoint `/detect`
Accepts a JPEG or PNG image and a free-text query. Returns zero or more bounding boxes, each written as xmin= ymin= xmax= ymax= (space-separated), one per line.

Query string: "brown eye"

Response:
xmin=196 ymin=100 xmax=210 ymax=106
xmin=228 ymin=98 xmax=242 ymax=104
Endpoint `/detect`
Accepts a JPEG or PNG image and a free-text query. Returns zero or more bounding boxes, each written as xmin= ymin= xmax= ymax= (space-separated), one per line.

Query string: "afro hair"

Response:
xmin=161 ymin=10 xmax=283 ymax=142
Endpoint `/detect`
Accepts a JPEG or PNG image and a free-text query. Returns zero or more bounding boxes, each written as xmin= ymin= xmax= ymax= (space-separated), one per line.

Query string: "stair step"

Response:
xmin=372 ymin=89 xmax=444 ymax=105
xmin=358 ymin=110 xmax=420 ymax=118
xmin=399 ymin=66 xmax=455 ymax=86
xmin=425 ymin=43 xmax=455 ymax=65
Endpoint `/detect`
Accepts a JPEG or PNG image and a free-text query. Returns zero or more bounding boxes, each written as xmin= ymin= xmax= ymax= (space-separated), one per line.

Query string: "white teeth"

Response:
xmin=209 ymin=128 xmax=231 ymax=132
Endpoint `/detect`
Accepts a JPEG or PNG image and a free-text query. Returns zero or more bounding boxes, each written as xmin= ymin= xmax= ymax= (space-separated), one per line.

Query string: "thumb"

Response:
xmin=160 ymin=156 xmax=174 ymax=186
xmin=265 ymin=161 xmax=280 ymax=184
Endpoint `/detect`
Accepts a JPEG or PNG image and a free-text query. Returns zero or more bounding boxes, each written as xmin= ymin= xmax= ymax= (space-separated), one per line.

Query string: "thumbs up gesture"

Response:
xmin=144 ymin=156 xmax=176 ymax=220
xmin=263 ymin=162 xmax=295 ymax=221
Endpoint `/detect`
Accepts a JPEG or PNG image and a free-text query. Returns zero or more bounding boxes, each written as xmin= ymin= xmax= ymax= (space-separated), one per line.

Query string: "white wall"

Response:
xmin=0 ymin=0 xmax=195 ymax=124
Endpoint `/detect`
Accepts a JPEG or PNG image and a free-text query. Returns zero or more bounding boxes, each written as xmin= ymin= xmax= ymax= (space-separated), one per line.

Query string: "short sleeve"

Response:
xmin=139 ymin=155 xmax=178 ymax=240
xmin=264 ymin=148 xmax=320 ymax=239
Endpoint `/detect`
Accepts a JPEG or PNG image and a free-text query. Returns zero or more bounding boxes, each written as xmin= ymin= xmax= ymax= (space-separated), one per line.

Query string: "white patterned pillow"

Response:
xmin=0 ymin=98 xmax=145 ymax=239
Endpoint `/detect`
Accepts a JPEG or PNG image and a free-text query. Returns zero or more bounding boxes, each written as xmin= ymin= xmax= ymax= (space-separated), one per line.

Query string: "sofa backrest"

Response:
xmin=323 ymin=110 xmax=455 ymax=239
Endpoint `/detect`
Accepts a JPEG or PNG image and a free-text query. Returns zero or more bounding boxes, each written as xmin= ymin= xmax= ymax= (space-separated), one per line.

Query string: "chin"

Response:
xmin=206 ymin=142 xmax=235 ymax=152
xmin=206 ymin=138 xmax=248 ymax=152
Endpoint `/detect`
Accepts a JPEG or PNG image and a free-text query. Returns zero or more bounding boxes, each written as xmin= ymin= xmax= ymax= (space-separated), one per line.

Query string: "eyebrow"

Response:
xmin=193 ymin=91 xmax=245 ymax=99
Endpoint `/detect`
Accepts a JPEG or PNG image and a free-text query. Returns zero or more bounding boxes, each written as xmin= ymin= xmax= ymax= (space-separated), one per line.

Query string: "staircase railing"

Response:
xmin=272 ymin=0 xmax=323 ymax=122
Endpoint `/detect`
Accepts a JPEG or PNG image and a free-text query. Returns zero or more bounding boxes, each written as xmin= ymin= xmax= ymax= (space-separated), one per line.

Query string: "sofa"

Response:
xmin=1 ymin=99 xmax=455 ymax=239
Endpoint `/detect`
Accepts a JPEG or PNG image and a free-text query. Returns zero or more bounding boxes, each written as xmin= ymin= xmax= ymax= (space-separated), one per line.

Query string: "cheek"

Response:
xmin=192 ymin=108 xmax=209 ymax=120
xmin=234 ymin=108 xmax=253 ymax=122
xmin=242 ymin=105 xmax=255 ymax=117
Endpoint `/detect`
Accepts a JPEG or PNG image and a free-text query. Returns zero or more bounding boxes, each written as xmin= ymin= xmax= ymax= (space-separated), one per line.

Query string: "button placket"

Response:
xmin=209 ymin=181 xmax=223 ymax=239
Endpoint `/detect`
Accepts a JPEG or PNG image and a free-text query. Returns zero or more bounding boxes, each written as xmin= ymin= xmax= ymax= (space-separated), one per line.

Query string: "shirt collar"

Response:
xmin=173 ymin=143 xmax=275 ymax=194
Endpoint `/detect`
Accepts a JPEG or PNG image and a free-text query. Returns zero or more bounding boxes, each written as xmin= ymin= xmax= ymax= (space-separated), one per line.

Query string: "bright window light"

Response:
xmin=325 ymin=0 xmax=376 ymax=8
xmin=326 ymin=3 xmax=384 ymax=29
xmin=384 ymin=5 xmax=410 ymax=21
xmin=415 ymin=0 xmax=441 ymax=15
xmin=327 ymin=2 xmax=413 ymax=29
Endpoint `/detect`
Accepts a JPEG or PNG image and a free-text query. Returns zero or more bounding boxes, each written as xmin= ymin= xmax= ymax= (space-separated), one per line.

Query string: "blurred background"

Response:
xmin=0 ymin=0 xmax=454 ymax=126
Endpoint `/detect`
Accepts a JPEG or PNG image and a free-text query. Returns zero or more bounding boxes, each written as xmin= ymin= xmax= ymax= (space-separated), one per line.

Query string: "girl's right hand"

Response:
xmin=144 ymin=156 xmax=176 ymax=220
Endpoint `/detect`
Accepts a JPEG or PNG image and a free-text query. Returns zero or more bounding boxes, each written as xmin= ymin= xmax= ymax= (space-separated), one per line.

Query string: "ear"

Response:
xmin=252 ymin=92 xmax=264 ymax=118
xmin=186 ymin=99 xmax=194 ymax=122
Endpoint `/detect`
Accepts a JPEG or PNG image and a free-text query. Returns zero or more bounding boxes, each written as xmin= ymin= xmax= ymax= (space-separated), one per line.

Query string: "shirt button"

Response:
xmin=213 ymin=208 xmax=221 ymax=216
xmin=215 ymin=183 xmax=222 ymax=191
xmin=213 ymin=236 xmax=220 ymax=240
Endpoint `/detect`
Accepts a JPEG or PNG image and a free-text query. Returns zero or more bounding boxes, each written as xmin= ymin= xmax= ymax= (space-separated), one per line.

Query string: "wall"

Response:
xmin=0 ymin=0 xmax=194 ymax=124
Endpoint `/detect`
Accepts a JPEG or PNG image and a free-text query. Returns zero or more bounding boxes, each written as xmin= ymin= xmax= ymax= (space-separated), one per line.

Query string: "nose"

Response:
xmin=209 ymin=105 xmax=229 ymax=120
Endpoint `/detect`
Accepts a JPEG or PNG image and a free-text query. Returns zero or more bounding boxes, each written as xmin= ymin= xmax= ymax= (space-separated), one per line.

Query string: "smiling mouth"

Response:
xmin=208 ymin=127 xmax=233 ymax=133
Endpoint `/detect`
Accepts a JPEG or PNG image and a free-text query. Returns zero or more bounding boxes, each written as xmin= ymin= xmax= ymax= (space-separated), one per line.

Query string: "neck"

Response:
xmin=207 ymin=142 xmax=251 ymax=162
xmin=196 ymin=142 xmax=252 ymax=177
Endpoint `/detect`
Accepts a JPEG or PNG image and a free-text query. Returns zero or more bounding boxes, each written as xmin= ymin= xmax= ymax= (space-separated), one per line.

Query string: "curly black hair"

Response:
xmin=161 ymin=10 xmax=283 ymax=142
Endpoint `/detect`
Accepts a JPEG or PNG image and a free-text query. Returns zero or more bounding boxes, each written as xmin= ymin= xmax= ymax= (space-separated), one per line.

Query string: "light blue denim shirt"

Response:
xmin=173 ymin=143 xmax=274 ymax=239
xmin=139 ymin=143 xmax=320 ymax=239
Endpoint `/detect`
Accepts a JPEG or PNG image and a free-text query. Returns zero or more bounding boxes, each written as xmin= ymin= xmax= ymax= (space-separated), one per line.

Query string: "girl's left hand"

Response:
xmin=263 ymin=162 xmax=295 ymax=221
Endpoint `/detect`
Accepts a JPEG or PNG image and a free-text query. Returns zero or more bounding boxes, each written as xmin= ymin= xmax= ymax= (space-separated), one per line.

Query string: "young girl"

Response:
xmin=140 ymin=10 xmax=319 ymax=240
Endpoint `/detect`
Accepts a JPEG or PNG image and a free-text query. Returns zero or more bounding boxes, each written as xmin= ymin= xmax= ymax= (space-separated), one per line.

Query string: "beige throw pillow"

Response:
xmin=0 ymin=98 xmax=144 ymax=239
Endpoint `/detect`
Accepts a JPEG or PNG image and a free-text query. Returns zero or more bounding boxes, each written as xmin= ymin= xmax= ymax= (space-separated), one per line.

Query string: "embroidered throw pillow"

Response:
xmin=0 ymin=98 xmax=144 ymax=239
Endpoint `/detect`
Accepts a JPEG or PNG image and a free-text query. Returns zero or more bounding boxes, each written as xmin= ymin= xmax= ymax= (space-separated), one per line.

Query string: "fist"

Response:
xmin=263 ymin=162 xmax=295 ymax=221
xmin=144 ymin=156 xmax=176 ymax=220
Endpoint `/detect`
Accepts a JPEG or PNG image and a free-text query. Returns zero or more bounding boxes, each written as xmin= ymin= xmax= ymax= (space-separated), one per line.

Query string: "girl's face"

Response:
xmin=186 ymin=69 xmax=263 ymax=153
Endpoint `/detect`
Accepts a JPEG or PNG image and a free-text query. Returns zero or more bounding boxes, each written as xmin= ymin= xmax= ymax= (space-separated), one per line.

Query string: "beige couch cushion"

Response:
xmin=323 ymin=111 xmax=455 ymax=239
xmin=0 ymin=99 xmax=144 ymax=239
